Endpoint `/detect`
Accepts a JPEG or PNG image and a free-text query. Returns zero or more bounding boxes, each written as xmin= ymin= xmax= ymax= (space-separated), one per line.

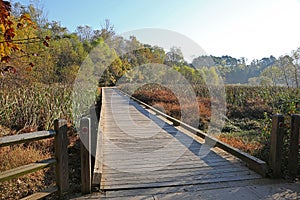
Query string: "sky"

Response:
xmin=14 ymin=0 xmax=300 ymax=62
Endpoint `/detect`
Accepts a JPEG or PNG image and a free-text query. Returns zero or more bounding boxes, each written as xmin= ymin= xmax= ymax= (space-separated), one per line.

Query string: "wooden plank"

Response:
xmin=90 ymin=106 xmax=99 ymax=158
xmin=288 ymin=114 xmax=300 ymax=180
xmin=101 ymin=152 xmax=236 ymax=164
xmin=105 ymin=156 xmax=241 ymax=167
xmin=92 ymin=88 xmax=105 ymax=187
xmin=80 ymin=117 xmax=92 ymax=194
xmin=102 ymin=165 xmax=250 ymax=181
xmin=54 ymin=119 xmax=69 ymax=196
xmin=269 ymin=114 xmax=285 ymax=178
xmin=0 ymin=159 xmax=56 ymax=182
xmin=101 ymin=153 xmax=236 ymax=166
xmin=102 ymin=169 xmax=254 ymax=186
xmin=20 ymin=186 xmax=57 ymax=200
xmin=101 ymin=156 xmax=236 ymax=167
xmin=102 ymin=171 xmax=261 ymax=190
xmin=102 ymin=159 xmax=241 ymax=174
xmin=103 ymin=178 xmax=274 ymax=198
xmin=0 ymin=130 xmax=56 ymax=147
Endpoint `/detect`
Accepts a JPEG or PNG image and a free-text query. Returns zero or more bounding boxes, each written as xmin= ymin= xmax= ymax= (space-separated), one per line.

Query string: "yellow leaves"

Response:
xmin=0 ymin=42 xmax=4 ymax=54
xmin=20 ymin=13 xmax=31 ymax=21
xmin=0 ymin=1 xmax=45 ymax=66
xmin=0 ymin=42 xmax=11 ymax=61
xmin=19 ymin=13 xmax=36 ymax=29
xmin=0 ymin=24 xmax=5 ymax=33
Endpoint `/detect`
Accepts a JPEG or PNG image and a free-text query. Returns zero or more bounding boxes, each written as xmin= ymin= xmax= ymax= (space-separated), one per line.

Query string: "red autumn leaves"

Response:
xmin=0 ymin=0 xmax=50 ymax=73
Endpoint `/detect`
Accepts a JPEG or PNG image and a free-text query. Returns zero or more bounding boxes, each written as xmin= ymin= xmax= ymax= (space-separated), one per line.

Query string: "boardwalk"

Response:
xmin=88 ymin=88 xmax=265 ymax=195
xmin=71 ymin=87 xmax=300 ymax=199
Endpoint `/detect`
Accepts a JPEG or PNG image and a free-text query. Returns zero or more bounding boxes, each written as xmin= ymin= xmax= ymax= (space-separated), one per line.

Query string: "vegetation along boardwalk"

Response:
xmin=72 ymin=87 xmax=300 ymax=199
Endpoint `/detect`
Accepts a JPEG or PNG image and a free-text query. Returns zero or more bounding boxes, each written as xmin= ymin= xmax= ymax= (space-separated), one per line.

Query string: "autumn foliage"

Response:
xmin=0 ymin=0 xmax=50 ymax=74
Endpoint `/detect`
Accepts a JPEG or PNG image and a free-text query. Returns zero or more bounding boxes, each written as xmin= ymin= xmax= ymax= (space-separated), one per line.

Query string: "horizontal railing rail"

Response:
xmin=0 ymin=119 xmax=69 ymax=199
xmin=0 ymin=130 xmax=56 ymax=147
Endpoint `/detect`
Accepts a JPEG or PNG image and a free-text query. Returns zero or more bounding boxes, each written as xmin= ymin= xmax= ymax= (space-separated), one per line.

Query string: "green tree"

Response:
xmin=291 ymin=48 xmax=300 ymax=88
xmin=277 ymin=55 xmax=294 ymax=87
xmin=259 ymin=65 xmax=282 ymax=86
xmin=164 ymin=47 xmax=184 ymax=67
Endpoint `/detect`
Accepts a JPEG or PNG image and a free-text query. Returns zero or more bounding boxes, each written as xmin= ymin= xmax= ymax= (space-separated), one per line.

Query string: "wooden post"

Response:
xmin=54 ymin=119 xmax=69 ymax=197
xmin=269 ymin=114 xmax=284 ymax=178
xmin=90 ymin=106 xmax=99 ymax=159
xmin=80 ymin=117 xmax=91 ymax=194
xmin=288 ymin=114 xmax=300 ymax=180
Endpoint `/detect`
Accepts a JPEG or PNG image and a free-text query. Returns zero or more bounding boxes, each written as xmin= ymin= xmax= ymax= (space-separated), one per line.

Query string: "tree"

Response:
xmin=46 ymin=21 xmax=67 ymax=38
xmin=259 ymin=65 xmax=281 ymax=86
xmin=0 ymin=0 xmax=50 ymax=73
xmin=99 ymin=19 xmax=115 ymax=41
xmin=164 ymin=47 xmax=184 ymax=67
xmin=76 ymin=25 xmax=93 ymax=42
xmin=277 ymin=55 xmax=293 ymax=87
xmin=291 ymin=48 xmax=300 ymax=88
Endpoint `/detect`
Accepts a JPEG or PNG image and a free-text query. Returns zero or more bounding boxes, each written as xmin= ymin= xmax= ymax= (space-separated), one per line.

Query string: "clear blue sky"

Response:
xmin=13 ymin=0 xmax=300 ymax=61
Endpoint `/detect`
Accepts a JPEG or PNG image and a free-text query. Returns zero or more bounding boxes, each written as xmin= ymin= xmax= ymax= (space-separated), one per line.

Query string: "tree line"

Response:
xmin=1 ymin=1 xmax=299 ymax=88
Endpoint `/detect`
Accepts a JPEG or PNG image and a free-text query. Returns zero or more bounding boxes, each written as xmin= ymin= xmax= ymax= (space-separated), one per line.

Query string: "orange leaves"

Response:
xmin=0 ymin=55 xmax=10 ymax=62
xmin=0 ymin=1 xmax=11 ymax=24
xmin=43 ymin=35 xmax=51 ymax=47
xmin=4 ymin=27 xmax=15 ymax=41
xmin=0 ymin=0 xmax=51 ymax=70
xmin=1 ymin=0 xmax=17 ymax=62
xmin=45 ymin=36 xmax=51 ymax=41
xmin=43 ymin=40 xmax=49 ymax=47
xmin=19 ymin=13 xmax=31 ymax=21
xmin=29 ymin=62 xmax=34 ymax=67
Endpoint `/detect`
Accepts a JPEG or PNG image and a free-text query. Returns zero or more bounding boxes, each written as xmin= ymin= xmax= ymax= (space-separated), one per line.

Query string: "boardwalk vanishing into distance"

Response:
xmin=74 ymin=88 xmax=300 ymax=199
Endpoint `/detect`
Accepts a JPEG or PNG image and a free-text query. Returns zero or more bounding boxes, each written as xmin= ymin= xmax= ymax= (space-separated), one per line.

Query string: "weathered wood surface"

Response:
xmin=270 ymin=114 xmax=285 ymax=178
xmin=288 ymin=114 xmax=300 ymax=179
xmin=20 ymin=186 xmax=58 ymax=200
xmin=121 ymin=90 xmax=267 ymax=176
xmin=0 ymin=130 xmax=56 ymax=147
xmin=54 ymin=119 xmax=69 ymax=196
xmin=94 ymin=88 xmax=263 ymax=192
xmin=72 ymin=179 xmax=300 ymax=199
xmin=0 ymin=159 xmax=56 ymax=182
xmin=80 ymin=117 xmax=92 ymax=194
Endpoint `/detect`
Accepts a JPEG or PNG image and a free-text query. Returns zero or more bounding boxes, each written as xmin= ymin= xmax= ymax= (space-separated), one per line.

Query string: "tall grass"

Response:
xmin=0 ymin=83 xmax=97 ymax=131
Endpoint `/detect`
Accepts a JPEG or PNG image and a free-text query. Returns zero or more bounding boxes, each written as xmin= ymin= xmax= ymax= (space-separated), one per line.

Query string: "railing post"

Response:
xmin=80 ymin=117 xmax=92 ymax=194
xmin=269 ymin=114 xmax=284 ymax=178
xmin=54 ymin=119 xmax=69 ymax=197
xmin=288 ymin=114 xmax=300 ymax=180
xmin=90 ymin=106 xmax=99 ymax=160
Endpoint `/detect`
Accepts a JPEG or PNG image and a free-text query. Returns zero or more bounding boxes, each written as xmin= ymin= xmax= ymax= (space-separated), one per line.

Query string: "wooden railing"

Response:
xmin=79 ymin=106 xmax=101 ymax=194
xmin=0 ymin=119 xmax=69 ymax=199
xmin=270 ymin=114 xmax=300 ymax=179
xmin=79 ymin=117 xmax=92 ymax=194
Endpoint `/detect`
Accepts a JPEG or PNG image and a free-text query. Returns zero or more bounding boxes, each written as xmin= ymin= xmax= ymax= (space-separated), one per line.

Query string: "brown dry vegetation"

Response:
xmin=0 ymin=127 xmax=81 ymax=200
xmin=218 ymin=134 xmax=263 ymax=156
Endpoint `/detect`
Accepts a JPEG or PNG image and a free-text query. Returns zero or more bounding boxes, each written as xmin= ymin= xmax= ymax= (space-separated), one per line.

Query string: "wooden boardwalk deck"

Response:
xmin=92 ymin=87 xmax=262 ymax=193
